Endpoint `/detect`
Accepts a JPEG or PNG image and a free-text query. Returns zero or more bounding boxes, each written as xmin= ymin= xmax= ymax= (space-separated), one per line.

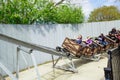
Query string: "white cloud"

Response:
xmin=80 ymin=1 xmax=94 ymax=18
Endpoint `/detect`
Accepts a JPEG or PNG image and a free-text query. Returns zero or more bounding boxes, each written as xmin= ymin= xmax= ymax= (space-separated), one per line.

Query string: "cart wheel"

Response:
xmin=76 ymin=54 xmax=82 ymax=58
xmin=66 ymin=52 xmax=70 ymax=57
xmin=62 ymin=48 xmax=69 ymax=52
xmin=56 ymin=46 xmax=62 ymax=52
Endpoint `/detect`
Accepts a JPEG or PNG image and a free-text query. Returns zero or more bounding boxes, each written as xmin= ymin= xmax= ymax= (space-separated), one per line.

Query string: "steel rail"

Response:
xmin=0 ymin=33 xmax=67 ymax=57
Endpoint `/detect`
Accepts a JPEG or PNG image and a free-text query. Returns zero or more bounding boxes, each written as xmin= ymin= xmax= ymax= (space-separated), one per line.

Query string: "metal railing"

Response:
xmin=104 ymin=46 xmax=120 ymax=80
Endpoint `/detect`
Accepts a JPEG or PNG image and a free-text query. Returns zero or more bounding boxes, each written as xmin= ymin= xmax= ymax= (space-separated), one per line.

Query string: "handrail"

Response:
xmin=104 ymin=47 xmax=118 ymax=80
xmin=0 ymin=34 xmax=67 ymax=57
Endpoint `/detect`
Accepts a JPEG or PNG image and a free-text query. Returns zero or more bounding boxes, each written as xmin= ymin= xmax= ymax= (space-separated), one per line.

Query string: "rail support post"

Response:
xmin=16 ymin=47 xmax=20 ymax=79
xmin=51 ymin=55 xmax=77 ymax=73
xmin=30 ymin=51 xmax=41 ymax=80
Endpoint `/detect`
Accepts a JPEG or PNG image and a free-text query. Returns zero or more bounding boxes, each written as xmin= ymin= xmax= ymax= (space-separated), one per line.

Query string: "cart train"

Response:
xmin=56 ymin=28 xmax=120 ymax=59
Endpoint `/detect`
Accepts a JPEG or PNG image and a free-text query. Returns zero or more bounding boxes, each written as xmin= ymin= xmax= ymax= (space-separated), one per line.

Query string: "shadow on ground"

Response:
xmin=41 ymin=57 xmax=106 ymax=80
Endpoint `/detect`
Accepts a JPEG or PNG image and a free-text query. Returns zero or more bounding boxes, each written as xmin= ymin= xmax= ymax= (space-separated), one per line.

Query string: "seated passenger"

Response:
xmin=108 ymin=28 xmax=117 ymax=40
xmin=76 ymin=35 xmax=87 ymax=47
xmin=76 ymin=34 xmax=82 ymax=44
xmin=85 ymin=36 xmax=97 ymax=49
xmin=115 ymin=30 xmax=120 ymax=43
xmin=98 ymin=33 xmax=108 ymax=48
xmin=85 ymin=36 xmax=98 ymax=55
xmin=85 ymin=36 xmax=93 ymax=46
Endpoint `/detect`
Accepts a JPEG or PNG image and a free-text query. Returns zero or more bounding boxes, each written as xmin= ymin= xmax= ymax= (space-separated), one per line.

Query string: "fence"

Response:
xmin=0 ymin=20 xmax=120 ymax=75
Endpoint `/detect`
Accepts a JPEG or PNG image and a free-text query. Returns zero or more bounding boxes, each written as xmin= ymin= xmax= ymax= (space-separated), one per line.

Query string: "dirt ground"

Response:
xmin=5 ymin=55 xmax=108 ymax=80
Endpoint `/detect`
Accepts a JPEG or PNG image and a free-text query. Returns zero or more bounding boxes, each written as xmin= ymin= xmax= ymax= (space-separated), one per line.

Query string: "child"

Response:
xmin=85 ymin=36 xmax=93 ymax=46
xmin=76 ymin=34 xmax=82 ymax=44
xmin=85 ymin=36 xmax=98 ymax=55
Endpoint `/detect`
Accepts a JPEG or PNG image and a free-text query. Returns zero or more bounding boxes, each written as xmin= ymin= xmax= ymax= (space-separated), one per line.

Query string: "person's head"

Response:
xmin=112 ymin=28 xmax=116 ymax=32
xmin=117 ymin=30 xmax=120 ymax=34
xmin=100 ymin=33 xmax=104 ymax=36
xmin=87 ymin=36 xmax=91 ymax=39
xmin=77 ymin=34 xmax=82 ymax=39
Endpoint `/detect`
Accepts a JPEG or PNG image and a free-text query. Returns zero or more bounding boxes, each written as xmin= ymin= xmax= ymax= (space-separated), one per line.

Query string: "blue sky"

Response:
xmin=71 ymin=0 xmax=120 ymax=19
xmin=55 ymin=0 xmax=120 ymax=19
xmin=89 ymin=0 xmax=120 ymax=9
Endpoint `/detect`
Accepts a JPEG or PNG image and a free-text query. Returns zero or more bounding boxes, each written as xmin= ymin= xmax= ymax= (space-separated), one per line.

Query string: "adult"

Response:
xmin=108 ymin=28 xmax=117 ymax=40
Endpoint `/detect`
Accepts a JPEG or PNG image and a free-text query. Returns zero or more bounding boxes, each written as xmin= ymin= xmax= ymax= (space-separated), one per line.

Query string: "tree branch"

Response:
xmin=54 ymin=0 xmax=65 ymax=6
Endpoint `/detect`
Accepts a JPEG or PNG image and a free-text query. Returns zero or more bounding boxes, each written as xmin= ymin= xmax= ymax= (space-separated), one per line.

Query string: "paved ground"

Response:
xmin=5 ymin=56 xmax=108 ymax=80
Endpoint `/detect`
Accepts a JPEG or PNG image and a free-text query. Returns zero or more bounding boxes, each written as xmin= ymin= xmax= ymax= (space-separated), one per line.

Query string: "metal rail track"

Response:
xmin=0 ymin=33 xmax=69 ymax=57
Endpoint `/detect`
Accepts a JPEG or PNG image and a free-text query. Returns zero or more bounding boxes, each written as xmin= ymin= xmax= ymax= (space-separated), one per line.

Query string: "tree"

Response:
xmin=36 ymin=2 xmax=57 ymax=24
xmin=53 ymin=4 xmax=84 ymax=24
xmin=88 ymin=6 xmax=120 ymax=22
xmin=0 ymin=0 xmax=39 ymax=24
xmin=0 ymin=0 xmax=84 ymax=24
